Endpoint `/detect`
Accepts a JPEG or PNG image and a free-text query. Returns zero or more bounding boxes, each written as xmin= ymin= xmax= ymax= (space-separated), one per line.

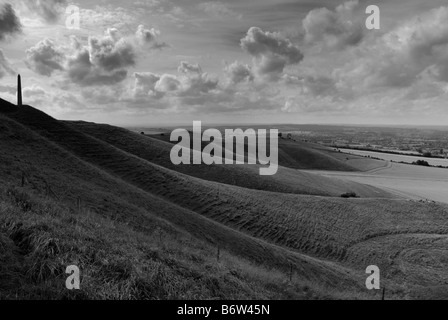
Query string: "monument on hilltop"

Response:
xmin=17 ymin=74 xmax=22 ymax=107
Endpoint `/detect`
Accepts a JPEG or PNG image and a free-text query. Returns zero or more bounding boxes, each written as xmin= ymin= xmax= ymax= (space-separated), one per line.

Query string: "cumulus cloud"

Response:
xmin=133 ymin=61 xmax=218 ymax=100
xmin=136 ymin=25 xmax=159 ymax=43
xmin=22 ymin=0 xmax=67 ymax=23
xmin=302 ymin=0 xmax=363 ymax=50
xmin=135 ymin=25 xmax=168 ymax=49
xmin=66 ymin=34 xmax=133 ymax=86
xmin=224 ymin=61 xmax=253 ymax=85
xmin=128 ymin=59 xmax=284 ymax=114
xmin=0 ymin=3 xmax=22 ymax=41
xmin=154 ymin=74 xmax=181 ymax=92
xmin=88 ymin=29 xmax=136 ymax=72
xmin=133 ymin=72 xmax=161 ymax=97
xmin=26 ymin=29 xmax=139 ymax=86
xmin=178 ymin=61 xmax=202 ymax=74
xmin=337 ymin=5 xmax=448 ymax=93
xmin=25 ymin=38 xmax=65 ymax=76
xmin=25 ymin=23 xmax=172 ymax=87
xmin=241 ymin=27 xmax=303 ymax=79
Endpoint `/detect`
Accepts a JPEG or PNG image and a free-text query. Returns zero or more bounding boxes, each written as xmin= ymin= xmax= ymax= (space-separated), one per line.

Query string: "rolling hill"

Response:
xmin=149 ymin=128 xmax=381 ymax=172
xmin=66 ymin=121 xmax=393 ymax=198
xmin=1 ymin=100 xmax=448 ymax=299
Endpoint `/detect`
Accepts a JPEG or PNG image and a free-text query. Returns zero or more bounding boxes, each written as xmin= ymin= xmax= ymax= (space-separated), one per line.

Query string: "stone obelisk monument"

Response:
xmin=17 ymin=74 xmax=22 ymax=107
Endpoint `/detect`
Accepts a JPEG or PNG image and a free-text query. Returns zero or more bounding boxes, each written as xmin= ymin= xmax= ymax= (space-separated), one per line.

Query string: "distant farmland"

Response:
xmin=338 ymin=148 xmax=448 ymax=167
xmin=306 ymin=162 xmax=448 ymax=204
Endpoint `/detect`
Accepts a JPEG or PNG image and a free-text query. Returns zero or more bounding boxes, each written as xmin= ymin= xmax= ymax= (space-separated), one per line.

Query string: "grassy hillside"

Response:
xmin=3 ymin=182 xmax=357 ymax=299
xmin=149 ymin=129 xmax=386 ymax=172
xmin=1 ymin=102 xmax=448 ymax=299
xmin=67 ymin=121 xmax=393 ymax=199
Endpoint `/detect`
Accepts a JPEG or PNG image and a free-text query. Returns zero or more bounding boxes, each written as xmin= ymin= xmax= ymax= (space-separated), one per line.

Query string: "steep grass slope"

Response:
xmin=1 ymin=182 xmax=344 ymax=300
xmin=1 ymin=103 xmax=448 ymax=299
xmin=0 ymin=104 xmax=370 ymax=299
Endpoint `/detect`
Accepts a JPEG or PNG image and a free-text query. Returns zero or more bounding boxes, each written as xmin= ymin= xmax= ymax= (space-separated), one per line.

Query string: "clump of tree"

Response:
xmin=340 ymin=192 xmax=358 ymax=198
xmin=412 ymin=159 xmax=430 ymax=167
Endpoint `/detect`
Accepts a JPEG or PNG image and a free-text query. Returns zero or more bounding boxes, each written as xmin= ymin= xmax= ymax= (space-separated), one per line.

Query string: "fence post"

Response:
xmin=217 ymin=246 xmax=220 ymax=262
xmin=382 ymin=287 xmax=386 ymax=300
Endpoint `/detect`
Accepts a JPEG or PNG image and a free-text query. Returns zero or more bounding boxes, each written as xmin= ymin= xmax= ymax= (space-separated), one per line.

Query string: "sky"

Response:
xmin=1 ymin=0 xmax=448 ymax=126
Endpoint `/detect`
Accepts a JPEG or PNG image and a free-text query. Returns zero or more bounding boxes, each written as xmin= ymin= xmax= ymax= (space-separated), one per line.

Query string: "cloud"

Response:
xmin=0 ymin=49 xmax=14 ymax=78
xmin=26 ymin=28 xmax=139 ymax=86
xmin=0 ymin=3 xmax=22 ymax=41
xmin=224 ymin=61 xmax=253 ymax=85
xmin=134 ymin=61 xmax=218 ymax=99
xmin=78 ymin=5 xmax=135 ymax=32
xmin=128 ymin=60 xmax=282 ymax=114
xmin=25 ymin=38 xmax=65 ymax=76
xmin=154 ymin=74 xmax=181 ymax=92
xmin=181 ymin=72 xmax=218 ymax=96
xmin=198 ymin=2 xmax=242 ymax=20
xmin=80 ymin=85 xmax=127 ymax=107
xmin=302 ymin=0 xmax=363 ymax=49
xmin=136 ymin=25 xmax=159 ymax=43
xmin=178 ymin=61 xmax=202 ymax=74
xmin=0 ymin=84 xmax=15 ymax=94
xmin=135 ymin=24 xmax=168 ymax=49
xmin=133 ymin=72 xmax=161 ymax=97
xmin=22 ymin=0 xmax=67 ymax=23
xmin=25 ymin=23 xmax=172 ymax=86
xmin=21 ymin=84 xmax=48 ymax=105
xmin=336 ymin=5 xmax=448 ymax=93
xmin=88 ymin=29 xmax=136 ymax=72
xmin=23 ymin=84 xmax=45 ymax=97
xmin=302 ymin=75 xmax=337 ymax=97
xmin=241 ymin=27 xmax=303 ymax=79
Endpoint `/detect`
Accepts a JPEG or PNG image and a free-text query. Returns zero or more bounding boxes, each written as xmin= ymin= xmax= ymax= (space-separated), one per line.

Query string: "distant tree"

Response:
xmin=341 ymin=192 xmax=358 ymax=198
xmin=423 ymin=152 xmax=432 ymax=158
xmin=287 ymin=133 xmax=292 ymax=140
xmin=278 ymin=133 xmax=283 ymax=138
xmin=140 ymin=132 xmax=145 ymax=135
xmin=413 ymin=159 xmax=430 ymax=166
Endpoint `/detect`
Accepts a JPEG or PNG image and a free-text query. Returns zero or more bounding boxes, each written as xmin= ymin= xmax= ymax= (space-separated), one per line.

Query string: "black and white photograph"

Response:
xmin=0 ymin=0 xmax=448 ymax=307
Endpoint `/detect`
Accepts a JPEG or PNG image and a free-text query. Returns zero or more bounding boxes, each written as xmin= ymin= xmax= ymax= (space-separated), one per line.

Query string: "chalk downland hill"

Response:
xmin=149 ymin=128 xmax=388 ymax=172
xmin=1 ymin=101 xmax=448 ymax=299
xmin=67 ymin=121 xmax=393 ymax=198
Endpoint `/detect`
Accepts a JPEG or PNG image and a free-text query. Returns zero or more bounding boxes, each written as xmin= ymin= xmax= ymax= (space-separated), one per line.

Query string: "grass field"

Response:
xmin=1 ymin=100 xmax=448 ymax=299
xmin=305 ymin=161 xmax=448 ymax=204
